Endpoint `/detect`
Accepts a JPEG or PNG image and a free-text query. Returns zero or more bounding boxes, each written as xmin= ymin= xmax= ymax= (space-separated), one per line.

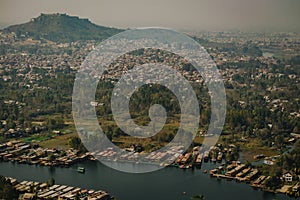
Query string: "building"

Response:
xmin=282 ymin=172 xmax=293 ymax=182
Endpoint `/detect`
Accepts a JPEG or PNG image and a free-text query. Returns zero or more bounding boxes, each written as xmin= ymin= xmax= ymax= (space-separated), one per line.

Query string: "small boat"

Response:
xmin=203 ymin=151 xmax=210 ymax=162
xmin=217 ymin=153 xmax=223 ymax=162
xmin=89 ymin=157 xmax=97 ymax=161
xmin=77 ymin=167 xmax=85 ymax=173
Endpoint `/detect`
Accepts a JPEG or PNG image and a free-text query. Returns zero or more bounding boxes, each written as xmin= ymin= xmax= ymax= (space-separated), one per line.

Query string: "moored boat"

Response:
xmin=77 ymin=167 xmax=85 ymax=173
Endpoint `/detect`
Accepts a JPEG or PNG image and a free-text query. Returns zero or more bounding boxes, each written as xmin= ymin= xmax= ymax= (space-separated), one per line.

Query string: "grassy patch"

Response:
xmin=238 ymin=138 xmax=279 ymax=162
xmin=38 ymin=132 xmax=77 ymax=150
xmin=240 ymin=147 xmax=279 ymax=162
xmin=21 ymin=134 xmax=53 ymax=143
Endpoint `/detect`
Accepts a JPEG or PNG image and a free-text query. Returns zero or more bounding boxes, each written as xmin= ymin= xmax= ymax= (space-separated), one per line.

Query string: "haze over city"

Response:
xmin=0 ymin=1 xmax=300 ymax=199
xmin=1 ymin=0 xmax=300 ymax=31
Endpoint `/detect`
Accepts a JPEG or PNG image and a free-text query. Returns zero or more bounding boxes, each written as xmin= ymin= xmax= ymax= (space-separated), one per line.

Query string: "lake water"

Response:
xmin=0 ymin=161 xmax=292 ymax=200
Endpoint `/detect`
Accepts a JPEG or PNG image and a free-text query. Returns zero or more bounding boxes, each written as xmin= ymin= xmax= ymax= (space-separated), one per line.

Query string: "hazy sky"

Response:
xmin=0 ymin=0 xmax=299 ymax=31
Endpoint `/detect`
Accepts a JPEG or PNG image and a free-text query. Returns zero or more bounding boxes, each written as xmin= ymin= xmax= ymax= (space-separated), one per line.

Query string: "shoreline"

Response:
xmin=0 ymin=159 xmax=293 ymax=200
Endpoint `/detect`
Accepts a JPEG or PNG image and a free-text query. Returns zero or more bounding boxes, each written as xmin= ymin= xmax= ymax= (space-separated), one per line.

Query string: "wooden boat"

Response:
xmin=77 ymin=167 xmax=85 ymax=173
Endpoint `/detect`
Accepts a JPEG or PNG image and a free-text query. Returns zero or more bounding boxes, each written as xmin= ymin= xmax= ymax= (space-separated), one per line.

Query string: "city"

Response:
xmin=0 ymin=1 xmax=299 ymax=200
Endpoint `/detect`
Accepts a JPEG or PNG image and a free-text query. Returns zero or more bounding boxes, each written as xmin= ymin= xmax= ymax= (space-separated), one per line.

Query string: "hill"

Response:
xmin=2 ymin=13 xmax=123 ymax=42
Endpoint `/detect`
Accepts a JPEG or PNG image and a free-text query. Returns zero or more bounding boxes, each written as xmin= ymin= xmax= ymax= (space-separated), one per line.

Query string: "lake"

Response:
xmin=0 ymin=161 xmax=292 ymax=200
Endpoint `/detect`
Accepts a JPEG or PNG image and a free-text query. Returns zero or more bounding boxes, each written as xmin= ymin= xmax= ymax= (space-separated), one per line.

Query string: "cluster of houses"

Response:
xmin=2 ymin=125 xmax=47 ymax=139
xmin=0 ymin=140 xmax=91 ymax=167
xmin=5 ymin=177 xmax=111 ymax=200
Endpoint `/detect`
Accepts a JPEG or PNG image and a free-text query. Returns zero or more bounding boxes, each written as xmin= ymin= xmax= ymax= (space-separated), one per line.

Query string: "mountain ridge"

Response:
xmin=2 ymin=13 xmax=123 ymax=42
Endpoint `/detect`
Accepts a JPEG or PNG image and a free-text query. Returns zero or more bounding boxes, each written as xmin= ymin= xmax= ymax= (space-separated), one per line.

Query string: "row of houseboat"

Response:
xmin=210 ymin=162 xmax=259 ymax=182
xmin=0 ymin=140 xmax=93 ymax=167
xmin=5 ymin=177 xmax=112 ymax=200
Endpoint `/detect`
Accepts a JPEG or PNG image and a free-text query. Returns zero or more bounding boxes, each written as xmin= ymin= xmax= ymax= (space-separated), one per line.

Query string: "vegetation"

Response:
xmin=68 ymin=136 xmax=87 ymax=152
xmin=271 ymin=140 xmax=300 ymax=175
xmin=39 ymin=132 xmax=77 ymax=150
xmin=47 ymin=177 xmax=55 ymax=187
xmin=0 ymin=18 xmax=299 ymax=184
xmin=3 ymin=13 xmax=122 ymax=43
xmin=0 ymin=15 xmax=299 ymax=198
xmin=0 ymin=46 xmax=299 ymax=153
xmin=256 ymin=141 xmax=300 ymax=190
xmin=0 ymin=176 xmax=19 ymax=200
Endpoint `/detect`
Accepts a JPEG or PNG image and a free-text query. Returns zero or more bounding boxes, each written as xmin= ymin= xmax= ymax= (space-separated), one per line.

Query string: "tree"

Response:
xmin=265 ymin=175 xmax=282 ymax=190
xmin=48 ymin=177 xmax=55 ymax=187
xmin=69 ymin=137 xmax=81 ymax=149
xmin=48 ymin=154 xmax=56 ymax=162
xmin=275 ymin=135 xmax=284 ymax=149
xmin=68 ymin=136 xmax=87 ymax=152
xmin=0 ymin=176 xmax=19 ymax=200
xmin=46 ymin=116 xmax=64 ymax=130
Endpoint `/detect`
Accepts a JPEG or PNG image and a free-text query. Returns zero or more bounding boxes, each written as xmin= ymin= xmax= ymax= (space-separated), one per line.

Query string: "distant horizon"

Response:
xmin=1 ymin=0 xmax=300 ymax=33
xmin=1 ymin=12 xmax=299 ymax=34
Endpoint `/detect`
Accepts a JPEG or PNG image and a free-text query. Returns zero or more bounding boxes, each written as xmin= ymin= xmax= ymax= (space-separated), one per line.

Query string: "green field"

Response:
xmin=38 ymin=132 xmax=77 ymax=150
